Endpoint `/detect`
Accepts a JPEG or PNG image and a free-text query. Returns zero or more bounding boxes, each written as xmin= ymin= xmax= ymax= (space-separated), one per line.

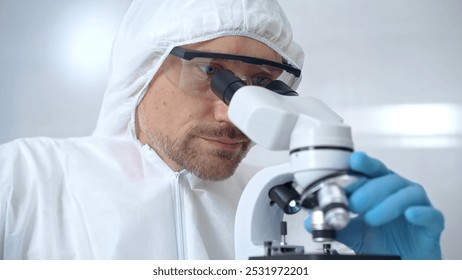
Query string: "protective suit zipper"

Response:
xmin=173 ymin=172 xmax=186 ymax=259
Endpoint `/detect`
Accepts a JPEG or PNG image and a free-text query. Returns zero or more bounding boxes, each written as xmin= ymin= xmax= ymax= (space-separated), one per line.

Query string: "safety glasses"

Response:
xmin=161 ymin=46 xmax=301 ymax=99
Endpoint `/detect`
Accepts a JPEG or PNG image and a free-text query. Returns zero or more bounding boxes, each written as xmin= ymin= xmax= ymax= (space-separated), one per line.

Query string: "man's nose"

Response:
xmin=213 ymin=98 xmax=232 ymax=123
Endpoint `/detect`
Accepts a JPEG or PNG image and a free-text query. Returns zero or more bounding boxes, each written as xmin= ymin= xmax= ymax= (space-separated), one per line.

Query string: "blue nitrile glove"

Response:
xmin=305 ymin=151 xmax=445 ymax=259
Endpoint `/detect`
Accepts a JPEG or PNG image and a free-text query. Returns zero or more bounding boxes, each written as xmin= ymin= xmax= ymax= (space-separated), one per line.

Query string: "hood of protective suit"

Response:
xmin=0 ymin=0 xmax=306 ymax=260
xmin=93 ymin=0 xmax=304 ymax=140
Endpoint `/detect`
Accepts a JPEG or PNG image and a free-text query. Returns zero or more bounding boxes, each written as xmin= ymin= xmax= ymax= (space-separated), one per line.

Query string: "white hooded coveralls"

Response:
xmin=0 ymin=0 xmax=304 ymax=259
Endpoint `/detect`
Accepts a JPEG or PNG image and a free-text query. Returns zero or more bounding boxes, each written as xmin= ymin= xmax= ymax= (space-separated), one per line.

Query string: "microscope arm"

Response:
xmin=234 ymin=163 xmax=292 ymax=260
xmin=234 ymin=161 xmax=351 ymax=259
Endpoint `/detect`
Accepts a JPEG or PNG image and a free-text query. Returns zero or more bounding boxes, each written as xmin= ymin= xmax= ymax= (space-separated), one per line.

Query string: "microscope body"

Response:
xmin=225 ymin=85 xmax=355 ymax=259
xmin=211 ymin=70 xmax=398 ymax=260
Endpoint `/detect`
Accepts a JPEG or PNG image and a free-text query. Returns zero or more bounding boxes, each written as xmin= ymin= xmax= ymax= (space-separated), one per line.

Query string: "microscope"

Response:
xmin=211 ymin=70 xmax=399 ymax=260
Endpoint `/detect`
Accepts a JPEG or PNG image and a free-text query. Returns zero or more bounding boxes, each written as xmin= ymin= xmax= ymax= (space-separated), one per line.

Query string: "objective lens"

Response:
xmin=318 ymin=184 xmax=349 ymax=230
xmin=301 ymin=173 xmax=361 ymax=234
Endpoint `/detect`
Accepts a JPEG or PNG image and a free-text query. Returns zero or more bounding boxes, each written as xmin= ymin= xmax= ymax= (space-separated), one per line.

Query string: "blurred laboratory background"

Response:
xmin=1 ymin=0 xmax=461 ymax=259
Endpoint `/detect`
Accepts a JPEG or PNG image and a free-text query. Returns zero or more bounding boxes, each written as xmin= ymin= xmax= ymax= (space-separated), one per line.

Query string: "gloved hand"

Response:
xmin=305 ymin=151 xmax=445 ymax=259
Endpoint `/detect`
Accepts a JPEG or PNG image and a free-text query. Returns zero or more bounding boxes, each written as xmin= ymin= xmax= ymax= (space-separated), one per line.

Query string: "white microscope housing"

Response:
xmin=211 ymin=70 xmax=356 ymax=259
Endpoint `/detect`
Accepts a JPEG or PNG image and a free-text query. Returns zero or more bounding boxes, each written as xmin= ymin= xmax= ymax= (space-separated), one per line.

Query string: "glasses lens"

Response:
xmin=162 ymin=53 xmax=298 ymax=98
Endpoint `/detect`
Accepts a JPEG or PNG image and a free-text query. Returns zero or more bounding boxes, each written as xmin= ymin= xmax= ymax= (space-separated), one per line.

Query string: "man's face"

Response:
xmin=136 ymin=36 xmax=282 ymax=181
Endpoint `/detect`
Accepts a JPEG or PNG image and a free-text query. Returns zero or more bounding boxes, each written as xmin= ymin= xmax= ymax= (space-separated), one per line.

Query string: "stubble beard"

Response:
xmin=144 ymin=123 xmax=251 ymax=181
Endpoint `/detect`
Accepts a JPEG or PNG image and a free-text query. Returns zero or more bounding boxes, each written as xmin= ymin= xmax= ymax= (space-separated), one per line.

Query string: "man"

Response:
xmin=0 ymin=0 xmax=443 ymax=259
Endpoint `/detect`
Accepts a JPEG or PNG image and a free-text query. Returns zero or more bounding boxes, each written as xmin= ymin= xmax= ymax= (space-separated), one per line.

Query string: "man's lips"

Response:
xmin=200 ymin=137 xmax=249 ymax=150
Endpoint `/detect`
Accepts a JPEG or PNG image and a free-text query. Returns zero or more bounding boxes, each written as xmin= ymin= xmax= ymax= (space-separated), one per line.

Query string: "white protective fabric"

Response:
xmin=0 ymin=0 xmax=304 ymax=259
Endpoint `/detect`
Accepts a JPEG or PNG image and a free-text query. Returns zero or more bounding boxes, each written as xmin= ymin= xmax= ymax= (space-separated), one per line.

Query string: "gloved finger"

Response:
xmin=333 ymin=216 xmax=367 ymax=253
xmin=304 ymin=215 xmax=312 ymax=232
xmin=405 ymin=206 xmax=445 ymax=237
xmin=349 ymin=151 xmax=390 ymax=178
xmin=364 ymin=184 xmax=430 ymax=226
xmin=348 ymin=173 xmax=410 ymax=214
xmin=344 ymin=176 xmax=368 ymax=194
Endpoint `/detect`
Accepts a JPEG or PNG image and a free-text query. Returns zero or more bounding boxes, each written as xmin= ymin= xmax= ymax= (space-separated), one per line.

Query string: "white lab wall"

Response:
xmin=0 ymin=0 xmax=461 ymax=259
xmin=0 ymin=0 xmax=130 ymax=140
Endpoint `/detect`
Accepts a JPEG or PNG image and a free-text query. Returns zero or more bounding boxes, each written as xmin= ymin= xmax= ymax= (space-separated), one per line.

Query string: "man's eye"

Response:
xmin=252 ymin=76 xmax=272 ymax=86
xmin=198 ymin=64 xmax=222 ymax=75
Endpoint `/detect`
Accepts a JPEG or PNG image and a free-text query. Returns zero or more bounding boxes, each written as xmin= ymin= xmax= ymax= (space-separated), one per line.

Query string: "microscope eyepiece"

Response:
xmin=210 ymin=69 xmax=246 ymax=105
xmin=265 ymin=80 xmax=298 ymax=96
